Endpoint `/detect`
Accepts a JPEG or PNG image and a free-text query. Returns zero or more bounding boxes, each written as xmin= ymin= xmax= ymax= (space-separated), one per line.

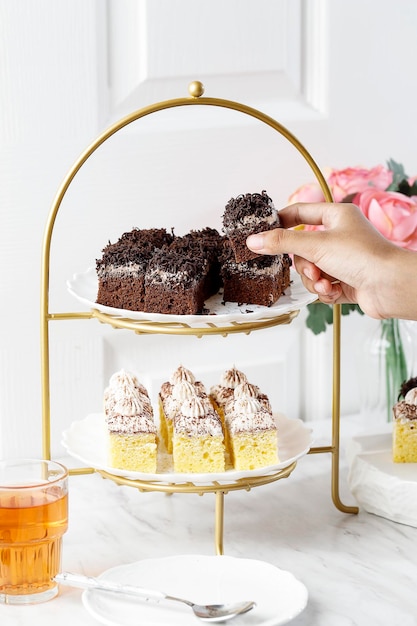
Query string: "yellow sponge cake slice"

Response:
xmin=393 ymin=379 xmax=417 ymax=463
xmin=104 ymin=369 xmax=157 ymax=473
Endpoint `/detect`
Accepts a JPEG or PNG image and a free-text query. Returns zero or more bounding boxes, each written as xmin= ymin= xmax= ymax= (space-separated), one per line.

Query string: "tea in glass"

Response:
xmin=0 ymin=459 xmax=68 ymax=604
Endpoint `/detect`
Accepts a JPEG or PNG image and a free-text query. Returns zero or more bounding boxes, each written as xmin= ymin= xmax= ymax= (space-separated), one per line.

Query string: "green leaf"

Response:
xmin=397 ymin=178 xmax=417 ymax=198
xmin=341 ymin=303 xmax=364 ymax=317
xmin=407 ymin=181 xmax=417 ymax=196
xmin=305 ymin=303 xmax=334 ymax=335
xmin=386 ymin=158 xmax=406 ymax=178
xmin=386 ymin=158 xmax=409 ymax=191
xmin=305 ymin=302 xmax=363 ymax=334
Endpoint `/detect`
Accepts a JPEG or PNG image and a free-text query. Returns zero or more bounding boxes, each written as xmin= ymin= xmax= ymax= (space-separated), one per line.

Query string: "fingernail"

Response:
xmin=246 ymin=234 xmax=264 ymax=251
xmin=314 ymin=282 xmax=326 ymax=294
xmin=303 ymin=267 xmax=314 ymax=281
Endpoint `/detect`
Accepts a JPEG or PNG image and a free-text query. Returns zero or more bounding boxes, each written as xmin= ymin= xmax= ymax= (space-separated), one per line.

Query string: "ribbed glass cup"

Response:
xmin=0 ymin=459 xmax=68 ymax=604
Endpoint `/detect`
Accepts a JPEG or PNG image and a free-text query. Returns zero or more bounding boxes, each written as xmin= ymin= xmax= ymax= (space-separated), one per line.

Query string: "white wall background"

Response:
xmin=1 ymin=0 xmax=417 ymax=458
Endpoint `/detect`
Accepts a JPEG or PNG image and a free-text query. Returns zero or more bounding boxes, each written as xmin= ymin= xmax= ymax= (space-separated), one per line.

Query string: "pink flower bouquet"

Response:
xmin=289 ymin=160 xmax=417 ymax=251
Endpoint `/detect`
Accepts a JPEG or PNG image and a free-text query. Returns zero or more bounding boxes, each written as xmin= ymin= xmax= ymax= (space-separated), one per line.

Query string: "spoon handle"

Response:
xmin=55 ymin=571 xmax=167 ymax=602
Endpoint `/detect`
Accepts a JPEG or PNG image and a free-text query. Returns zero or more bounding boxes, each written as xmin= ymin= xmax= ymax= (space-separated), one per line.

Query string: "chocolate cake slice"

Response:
xmin=220 ymin=239 xmax=291 ymax=307
xmin=143 ymin=242 xmax=209 ymax=315
xmin=177 ymin=228 xmax=224 ymax=299
xmin=222 ymin=190 xmax=280 ymax=263
xmin=96 ymin=228 xmax=173 ymax=311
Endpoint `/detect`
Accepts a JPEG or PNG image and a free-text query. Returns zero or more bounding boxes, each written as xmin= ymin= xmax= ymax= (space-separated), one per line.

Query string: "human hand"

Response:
xmin=246 ymin=202 xmax=407 ymax=319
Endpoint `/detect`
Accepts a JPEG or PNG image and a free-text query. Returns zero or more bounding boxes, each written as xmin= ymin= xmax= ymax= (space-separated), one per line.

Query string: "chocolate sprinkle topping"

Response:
xmin=146 ymin=245 xmax=207 ymax=287
xmin=96 ymin=228 xmax=173 ymax=270
xmin=398 ymin=376 xmax=417 ymax=400
xmin=222 ymin=190 xmax=278 ymax=229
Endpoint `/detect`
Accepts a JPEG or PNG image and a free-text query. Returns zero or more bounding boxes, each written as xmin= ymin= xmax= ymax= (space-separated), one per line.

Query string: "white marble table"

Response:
xmin=2 ymin=419 xmax=417 ymax=626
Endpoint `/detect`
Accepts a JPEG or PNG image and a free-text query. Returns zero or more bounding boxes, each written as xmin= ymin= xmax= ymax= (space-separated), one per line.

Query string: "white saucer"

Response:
xmin=82 ymin=555 xmax=308 ymax=626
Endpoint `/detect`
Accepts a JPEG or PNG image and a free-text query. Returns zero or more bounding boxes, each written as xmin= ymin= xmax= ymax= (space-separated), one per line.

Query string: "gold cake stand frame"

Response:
xmin=40 ymin=81 xmax=358 ymax=556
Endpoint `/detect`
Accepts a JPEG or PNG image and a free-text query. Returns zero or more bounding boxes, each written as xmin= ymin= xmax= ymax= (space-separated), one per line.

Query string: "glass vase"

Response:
xmin=360 ymin=319 xmax=417 ymax=425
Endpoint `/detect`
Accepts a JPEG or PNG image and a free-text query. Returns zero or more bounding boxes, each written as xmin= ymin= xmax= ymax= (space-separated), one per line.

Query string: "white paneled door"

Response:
xmin=1 ymin=0 xmax=417 ymax=457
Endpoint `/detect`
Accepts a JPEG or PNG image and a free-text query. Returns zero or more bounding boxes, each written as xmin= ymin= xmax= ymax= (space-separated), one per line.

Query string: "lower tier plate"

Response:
xmin=82 ymin=555 xmax=308 ymax=626
xmin=62 ymin=413 xmax=312 ymax=485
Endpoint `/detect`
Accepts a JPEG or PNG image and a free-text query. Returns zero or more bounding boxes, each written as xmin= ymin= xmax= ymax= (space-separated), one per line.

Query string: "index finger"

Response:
xmin=277 ymin=202 xmax=329 ymax=229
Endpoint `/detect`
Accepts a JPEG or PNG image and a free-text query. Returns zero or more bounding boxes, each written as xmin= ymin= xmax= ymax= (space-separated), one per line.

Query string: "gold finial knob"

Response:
xmin=188 ymin=81 xmax=205 ymax=98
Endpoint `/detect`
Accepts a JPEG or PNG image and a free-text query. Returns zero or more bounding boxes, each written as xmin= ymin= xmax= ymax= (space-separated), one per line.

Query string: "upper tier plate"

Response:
xmin=62 ymin=412 xmax=313 ymax=485
xmin=67 ymin=267 xmax=317 ymax=324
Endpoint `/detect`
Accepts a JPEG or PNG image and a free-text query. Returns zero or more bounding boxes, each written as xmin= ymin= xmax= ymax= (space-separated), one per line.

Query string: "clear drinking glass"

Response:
xmin=0 ymin=459 xmax=68 ymax=604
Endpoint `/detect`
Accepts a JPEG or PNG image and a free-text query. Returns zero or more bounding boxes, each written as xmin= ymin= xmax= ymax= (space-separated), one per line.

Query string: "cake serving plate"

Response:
xmin=62 ymin=413 xmax=312 ymax=485
xmin=67 ymin=267 xmax=317 ymax=325
xmin=346 ymin=426 xmax=417 ymax=528
xmin=81 ymin=555 xmax=308 ymax=626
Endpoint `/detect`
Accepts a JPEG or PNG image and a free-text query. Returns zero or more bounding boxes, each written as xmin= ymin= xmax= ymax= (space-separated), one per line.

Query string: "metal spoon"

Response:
xmin=55 ymin=572 xmax=256 ymax=622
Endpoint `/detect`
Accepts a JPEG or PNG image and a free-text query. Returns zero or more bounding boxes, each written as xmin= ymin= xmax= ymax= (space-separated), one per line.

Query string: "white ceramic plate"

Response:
xmin=82 ymin=555 xmax=308 ymax=626
xmin=66 ymin=267 xmax=317 ymax=325
xmin=346 ymin=426 xmax=417 ymax=527
xmin=62 ymin=413 xmax=312 ymax=484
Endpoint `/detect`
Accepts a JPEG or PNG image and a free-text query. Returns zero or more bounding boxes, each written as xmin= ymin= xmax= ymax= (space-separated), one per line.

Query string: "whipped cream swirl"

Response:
xmin=405 ymin=388 xmax=417 ymax=405
xmin=219 ymin=367 xmax=247 ymax=389
xmin=170 ymin=365 xmax=196 ymax=385
xmin=172 ymin=380 xmax=197 ymax=402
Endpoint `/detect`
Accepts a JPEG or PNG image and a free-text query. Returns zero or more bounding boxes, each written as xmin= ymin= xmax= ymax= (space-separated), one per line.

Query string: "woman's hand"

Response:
xmin=246 ymin=202 xmax=415 ymax=320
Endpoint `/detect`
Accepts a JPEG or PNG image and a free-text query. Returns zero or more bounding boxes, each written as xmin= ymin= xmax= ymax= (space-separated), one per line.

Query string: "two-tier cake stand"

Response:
xmin=40 ymin=82 xmax=358 ymax=555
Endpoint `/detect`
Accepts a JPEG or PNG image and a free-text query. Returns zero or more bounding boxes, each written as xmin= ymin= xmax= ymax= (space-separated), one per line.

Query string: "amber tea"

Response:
xmin=0 ymin=459 xmax=68 ymax=604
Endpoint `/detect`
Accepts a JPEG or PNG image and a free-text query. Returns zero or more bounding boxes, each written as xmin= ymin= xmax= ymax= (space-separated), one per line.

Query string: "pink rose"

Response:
xmin=353 ymin=188 xmax=417 ymax=251
xmin=327 ymin=165 xmax=393 ymax=202
xmin=288 ymin=182 xmax=326 ymax=205
xmin=287 ymin=164 xmax=394 ymax=206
